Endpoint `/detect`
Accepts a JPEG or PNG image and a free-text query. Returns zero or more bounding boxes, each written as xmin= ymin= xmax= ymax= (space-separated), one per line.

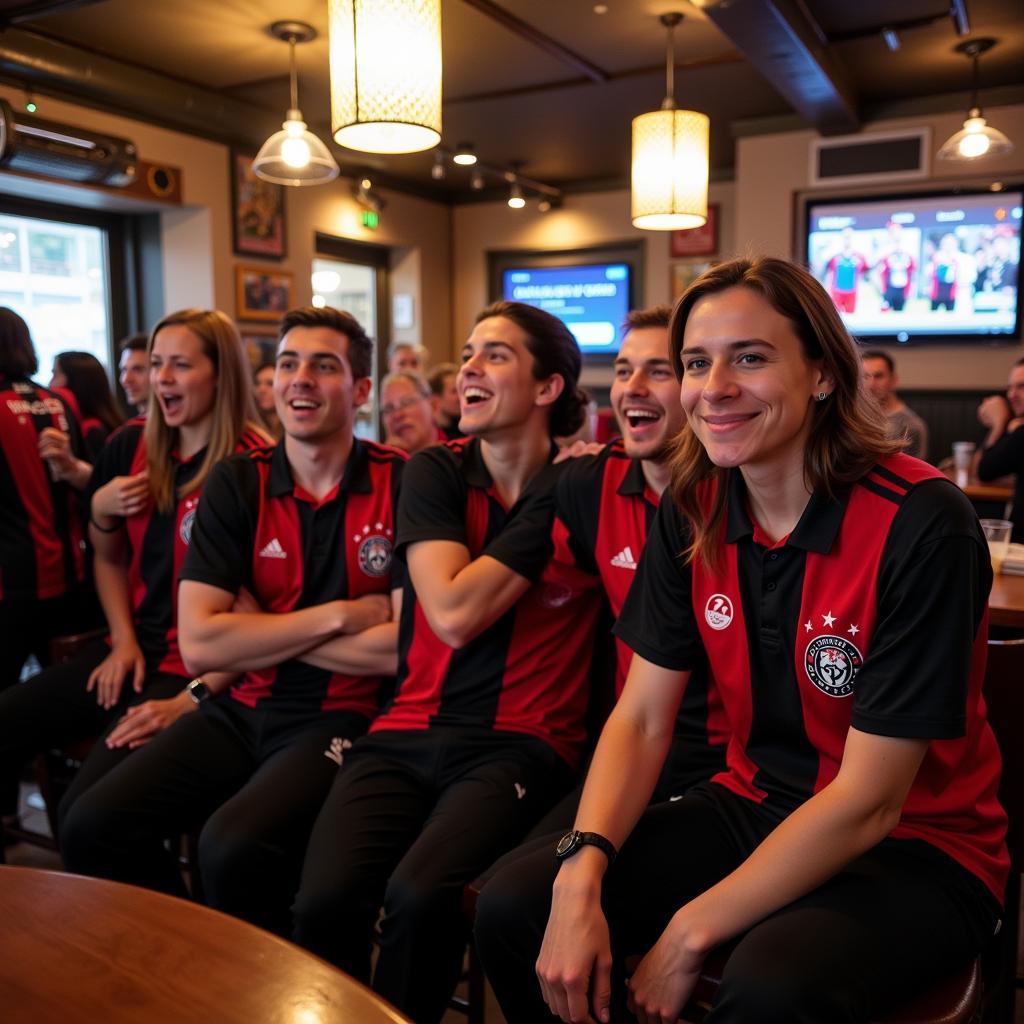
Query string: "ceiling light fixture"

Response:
xmin=470 ymin=170 xmax=485 ymax=190
xmin=253 ymin=22 xmax=339 ymax=187
xmin=507 ymin=179 xmax=526 ymax=209
xmin=431 ymin=151 xmax=446 ymax=180
xmin=329 ymin=0 xmax=442 ymax=155
xmin=452 ymin=142 xmax=477 ymax=166
xmin=631 ymin=12 xmax=709 ymax=231
xmin=937 ymin=38 xmax=1014 ymax=162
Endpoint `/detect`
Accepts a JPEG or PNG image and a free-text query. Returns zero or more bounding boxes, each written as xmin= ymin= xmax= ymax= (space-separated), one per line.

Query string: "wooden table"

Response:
xmin=0 ymin=866 xmax=411 ymax=1024
xmin=941 ymin=466 xmax=1014 ymax=504
xmin=990 ymin=571 xmax=1024 ymax=630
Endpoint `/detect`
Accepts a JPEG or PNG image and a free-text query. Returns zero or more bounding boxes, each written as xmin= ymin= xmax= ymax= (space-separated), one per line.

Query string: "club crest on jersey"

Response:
xmin=704 ymin=593 xmax=733 ymax=631
xmin=179 ymin=500 xmax=198 ymax=545
xmin=540 ymin=582 xmax=573 ymax=609
xmin=353 ymin=522 xmax=393 ymax=577
xmin=805 ymin=635 xmax=862 ymax=697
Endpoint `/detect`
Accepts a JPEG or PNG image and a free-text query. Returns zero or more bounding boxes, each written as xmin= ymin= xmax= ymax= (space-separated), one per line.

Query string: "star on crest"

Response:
xmin=822 ymin=611 xmax=836 ymax=628
xmin=804 ymin=620 xmax=813 ymax=632
xmin=848 ymin=623 xmax=860 ymax=636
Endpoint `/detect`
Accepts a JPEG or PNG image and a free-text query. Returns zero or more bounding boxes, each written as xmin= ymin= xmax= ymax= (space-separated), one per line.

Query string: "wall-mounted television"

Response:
xmin=488 ymin=242 xmax=643 ymax=360
xmin=805 ymin=187 xmax=1021 ymax=345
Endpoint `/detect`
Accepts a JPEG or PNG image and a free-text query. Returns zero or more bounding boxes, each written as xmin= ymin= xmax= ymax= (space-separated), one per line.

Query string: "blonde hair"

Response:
xmin=144 ymin=309 xmax=268 ymax=513
xmin=668 ymin=257 xmax=900 ymax=568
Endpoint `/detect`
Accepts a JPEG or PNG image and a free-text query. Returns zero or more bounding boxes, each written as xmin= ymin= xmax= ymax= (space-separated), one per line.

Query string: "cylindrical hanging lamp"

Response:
xmin=631 ymin=13 xmax=709 ymax=231
xmin=328 ymin=0 xmax=442 ymax=155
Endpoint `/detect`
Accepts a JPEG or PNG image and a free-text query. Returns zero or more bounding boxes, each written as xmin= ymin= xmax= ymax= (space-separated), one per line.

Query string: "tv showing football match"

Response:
xmin=806 ymin=188 xmax=1021 ymax=344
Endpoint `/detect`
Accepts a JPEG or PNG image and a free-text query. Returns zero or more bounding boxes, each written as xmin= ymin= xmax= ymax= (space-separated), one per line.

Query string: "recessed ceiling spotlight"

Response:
xmin=594 ymin=4 xmax=609 ymax=13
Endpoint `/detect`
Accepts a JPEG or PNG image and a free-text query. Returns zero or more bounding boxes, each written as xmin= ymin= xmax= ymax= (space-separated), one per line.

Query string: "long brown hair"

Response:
xmin=668 ymin=257 xmax=900 ymax=567
xmin=144 ymin=309 xmax=268 ymax=513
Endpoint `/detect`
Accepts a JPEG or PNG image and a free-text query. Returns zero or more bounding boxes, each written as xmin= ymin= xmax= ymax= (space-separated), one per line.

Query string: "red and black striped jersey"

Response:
xmin=616 ymin=453 xmax=1009 ymax=902
xmin=179 ymin=439 xmax=405 ymax=716
xmin=374 ymin=437 xmax=602 ymax=769
xmin=88 ymin=420 xmax=267 ymax=677
xmin=551 ymin=439 xmax=728 ymax=782
xmin=0 ymin=374 xmax=86 ymax=600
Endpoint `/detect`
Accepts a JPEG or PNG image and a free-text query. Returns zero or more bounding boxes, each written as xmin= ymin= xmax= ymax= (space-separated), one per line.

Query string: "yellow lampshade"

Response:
xmin=631 ymin=108 xmax=709 ymax=231
xmin=329 ymin=0 xmax=442 ymax=155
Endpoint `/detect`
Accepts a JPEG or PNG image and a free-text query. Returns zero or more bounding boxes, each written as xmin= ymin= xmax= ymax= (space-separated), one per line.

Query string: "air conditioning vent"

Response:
xmin=0 ymin=100 xmax=137 ymax=187
xmin=810 ymin=129 xmax=930 ymax=187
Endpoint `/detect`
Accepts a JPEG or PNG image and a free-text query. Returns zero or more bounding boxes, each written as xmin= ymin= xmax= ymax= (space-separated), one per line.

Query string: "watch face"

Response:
xmin=555 ymin=831 xmax=580 ymax=858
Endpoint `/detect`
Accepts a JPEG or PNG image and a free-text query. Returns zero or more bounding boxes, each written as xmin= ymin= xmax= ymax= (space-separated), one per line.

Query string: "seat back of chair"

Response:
xmin=983 ymin=638 xmax=1024 ymax=864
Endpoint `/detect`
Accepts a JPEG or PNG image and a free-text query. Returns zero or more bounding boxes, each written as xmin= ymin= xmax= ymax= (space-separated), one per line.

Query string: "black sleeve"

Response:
xmin=82 ymin=424 xmax=110 ymax=464
xmin=178 ymin=458 xmax=256 ymax=594
xmin=86 ymin=423 xmax=141 ymax=503
xmin=551 ymin=453 xmax=605 ymax=575
xmin=613 ymin=491 xmax=704 ymax=671
xmin=977 ymin=424 xmax=1024 ymax=481
xmin=851 ymin=480 xmax=991 ymax=740
xmin=395 ymin=446 xmax=468 ymax=551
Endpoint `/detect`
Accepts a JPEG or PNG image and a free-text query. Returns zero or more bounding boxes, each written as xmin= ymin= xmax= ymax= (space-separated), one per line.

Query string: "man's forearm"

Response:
xmin=299 ymin=622 xmax=399 ymax=676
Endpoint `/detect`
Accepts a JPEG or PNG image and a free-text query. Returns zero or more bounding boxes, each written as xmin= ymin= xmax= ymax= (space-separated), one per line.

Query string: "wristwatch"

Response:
xmin=554 ymin=830 xmax=617 ymax=866
xmin=187 ymin=677 xmax=211 ymax=705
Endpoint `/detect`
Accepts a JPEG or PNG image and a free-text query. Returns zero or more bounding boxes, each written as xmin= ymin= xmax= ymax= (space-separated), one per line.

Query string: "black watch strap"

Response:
xmin=555 ymin=829 xmax=617 ymax=865
xmin=187 ymin=678 xmax=211 ymax=705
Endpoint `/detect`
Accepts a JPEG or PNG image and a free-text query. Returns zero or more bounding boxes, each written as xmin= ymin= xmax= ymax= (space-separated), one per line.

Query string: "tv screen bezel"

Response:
xmin=487 ymin=241 xmax=644 ymax=363
xmin=801 ymin=184 xmax=1023 ymax=347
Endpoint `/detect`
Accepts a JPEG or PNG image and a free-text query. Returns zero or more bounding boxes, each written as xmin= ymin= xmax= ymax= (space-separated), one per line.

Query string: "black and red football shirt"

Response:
xmin=550 ymin=439 xmax=727 ymax=780
xmin=0 ymin=374 xmax=86 ymax=601
xmin=616 ymin=453 xmax=1009 ymax=902
xmin=179 ymin=439 xmax=404 ymax=717
xmin=374 ymin=437 xmax=601 ymax=768
xmin=88 ymin=420 xmax=267 ymax=677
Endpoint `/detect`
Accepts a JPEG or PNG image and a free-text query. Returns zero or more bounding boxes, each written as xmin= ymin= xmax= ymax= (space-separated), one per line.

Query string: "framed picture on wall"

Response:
xmin=231 ymin=150 xmax=287 ymax=259
xmin=669 ymin=204 xmax=718 ymax=258
xmin=236 ymin=265 xmax=294 ymax=322
xmin=239 ymin=325 xmax=279 ymax=367
xmin=670 ymin=259 xmax=715 ymax=301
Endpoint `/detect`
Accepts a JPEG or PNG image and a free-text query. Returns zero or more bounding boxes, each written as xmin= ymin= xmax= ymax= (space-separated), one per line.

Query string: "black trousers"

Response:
xmin=0 ymin=636 xmax=185 ymax=828
xmin=292 ymin=728 xmax=571 ymax=1024
xmin=476 ymin=782 xmax=1002 ymax=1024
xmin=61 ymin=697 xmax=369 ymax=935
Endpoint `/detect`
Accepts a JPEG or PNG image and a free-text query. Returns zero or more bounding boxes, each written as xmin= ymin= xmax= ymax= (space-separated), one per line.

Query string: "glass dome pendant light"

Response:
xmin=253 ymin=21 xmax=340 ymax=187
xmin=937 ymin=38 xmax=1014 ymax=162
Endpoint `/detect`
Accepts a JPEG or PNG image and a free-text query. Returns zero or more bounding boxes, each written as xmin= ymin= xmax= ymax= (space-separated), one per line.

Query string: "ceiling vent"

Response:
xmin=809 ymin=128 xmax=930 ymax=188
xmin=0 ymin=99 xmax=137 ymax=187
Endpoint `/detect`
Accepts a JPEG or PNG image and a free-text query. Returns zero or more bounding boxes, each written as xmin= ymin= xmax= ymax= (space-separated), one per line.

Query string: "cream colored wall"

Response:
xmin=0 ymin=86 xmax=452 ymax=359
xmin=735 ymin=102 xmax=1024 ymax=388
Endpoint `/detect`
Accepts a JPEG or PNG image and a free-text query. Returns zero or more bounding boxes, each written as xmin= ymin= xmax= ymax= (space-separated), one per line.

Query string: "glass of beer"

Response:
xmin=980 ymin=519 xmax=1013 ymax=574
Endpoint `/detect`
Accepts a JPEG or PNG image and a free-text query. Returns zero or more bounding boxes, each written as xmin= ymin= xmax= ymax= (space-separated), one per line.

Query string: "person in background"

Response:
xmin=824 ymin=227 xmax=869 ymax=314
xmin=119 ymin=333 xmax=150 ymax=415
xmin=977 ymin=355 xmax=1024 ymax=542
xmin=860 ymin=349 xmax=928 ymax=460
xmin=62 ymin=305 xmax=403 ymax=938
xmin=483 ymin=257 xmax=1006 ymax=1024
xmin=253 ymin=360 xmax=282 ymax=439
xmin=0 ymin=308 xmax=93 ymax=838
xmin=381 ymin=371 xmax=443 ymax=456
xmin=427 ymin=361 xmax=461 ymax=439
xmin=387 ymin=341 xmax=426 ymax=375
xmin=0 ymin=308 xmax=269 ymax=848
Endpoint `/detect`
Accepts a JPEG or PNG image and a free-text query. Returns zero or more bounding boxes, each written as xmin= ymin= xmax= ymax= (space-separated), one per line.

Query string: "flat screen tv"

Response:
xmin=805 ymin=187 xmax=1022 ymax=345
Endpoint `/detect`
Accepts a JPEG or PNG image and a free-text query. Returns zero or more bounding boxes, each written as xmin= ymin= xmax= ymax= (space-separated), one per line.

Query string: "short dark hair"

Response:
xmin=278 ymin=306 xmax=374 ymax=380
xmin=426 ymin=361 xmax=458 ymax=396
xmin=1013 ymin=355 xmax=1024 ymax=369
xmin=860 ymin=349 xmax=894 ymax=373
xmin=622 ymin=305 xmax=672 ymax=334
xmin=475 ymin=300 xmax=586 ymax=437
xmin=0 ymin=307 xmax=37 ymax=376
xmin=119 ymin=332 xmax=149 ymax=355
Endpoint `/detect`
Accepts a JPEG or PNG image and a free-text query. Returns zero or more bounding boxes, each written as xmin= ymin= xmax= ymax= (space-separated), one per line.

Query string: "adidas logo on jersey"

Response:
xmin=610 ymin=546 xmax=637 ymax=570
xmin=258 ymin=538 xmax=287 ymax=559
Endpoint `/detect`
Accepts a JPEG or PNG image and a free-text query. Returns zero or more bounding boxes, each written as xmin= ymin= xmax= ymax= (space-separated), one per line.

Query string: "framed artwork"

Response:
xmin=239 ymin=325 xmax=279 ymax=367
xmin=670 ymin=259 xmax=715 ymax=301
xmin=669 ymin=204 xmax=719 ymax=258
xmin=236 ymin=265 xmax=294 ymax=322
xmin=231 ymin=150 xmax=286 ymax=259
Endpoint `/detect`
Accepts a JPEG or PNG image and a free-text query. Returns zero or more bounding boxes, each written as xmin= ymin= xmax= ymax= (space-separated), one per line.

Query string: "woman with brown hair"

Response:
xmin=0 ymin=308 xmax=269 ymax=841
xmin=477 ymin=257 xmax=1007 ymax=1024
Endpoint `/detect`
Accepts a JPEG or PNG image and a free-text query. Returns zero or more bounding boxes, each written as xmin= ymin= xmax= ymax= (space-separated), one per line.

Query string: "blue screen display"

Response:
xmin=501 ymin=263 xmax=631 ymax=355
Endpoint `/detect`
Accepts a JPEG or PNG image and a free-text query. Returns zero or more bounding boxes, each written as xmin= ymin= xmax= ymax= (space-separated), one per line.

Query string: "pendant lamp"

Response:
xmin=937 ymin=39 xmax=1014 ymax=162
xmin=631 ymin=13 xmax=709 ymax=231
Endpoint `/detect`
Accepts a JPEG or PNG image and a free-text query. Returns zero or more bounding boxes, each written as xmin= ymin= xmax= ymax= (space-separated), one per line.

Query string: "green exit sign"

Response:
xmin=361 ymin=210 xmax=379 ymax=229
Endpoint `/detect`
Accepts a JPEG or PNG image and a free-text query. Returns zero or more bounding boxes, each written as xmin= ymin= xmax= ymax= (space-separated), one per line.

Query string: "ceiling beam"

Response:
xmin=0 ymin=0 xmax=105 ymax=28
xmin=699 ymin=0 xmax=859 ymax=134
xmin=459 ymin=0 xmax=610 ymax=83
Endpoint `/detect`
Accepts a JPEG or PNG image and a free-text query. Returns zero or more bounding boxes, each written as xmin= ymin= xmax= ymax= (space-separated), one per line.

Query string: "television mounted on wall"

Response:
xmin=804 ymin=186 xmax=1021 ymax=346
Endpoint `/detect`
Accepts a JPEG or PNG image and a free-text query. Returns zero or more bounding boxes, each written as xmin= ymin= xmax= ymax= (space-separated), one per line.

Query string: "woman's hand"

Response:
xmin=92 ymin=471 xmax=150 ymax=519
xmin=626 ymin=921 xmax=705 ymax=1024
xmin=86 ymin=641 xmax=146 ymax=709
xmin=536 ymin=869 xmax=614 ymax=1023
xmin=105 ymin=690 xmax=194 ymax=749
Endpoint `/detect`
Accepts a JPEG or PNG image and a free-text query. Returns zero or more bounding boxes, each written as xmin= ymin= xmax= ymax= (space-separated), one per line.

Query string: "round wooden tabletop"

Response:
xmin=990 ymin=570 xmax=1024 ymax=630
xmin=0 ymin=865 xmax=411 ymax=1024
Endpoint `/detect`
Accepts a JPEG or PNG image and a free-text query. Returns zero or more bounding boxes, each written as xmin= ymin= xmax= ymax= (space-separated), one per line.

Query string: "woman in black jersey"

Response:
xmin=0 ymin=309 xmax=268 ymax=843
